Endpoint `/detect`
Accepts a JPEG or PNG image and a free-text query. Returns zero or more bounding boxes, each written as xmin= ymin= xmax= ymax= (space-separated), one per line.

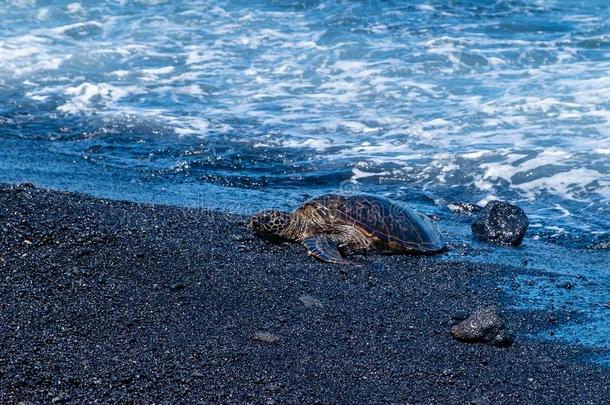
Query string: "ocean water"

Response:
xmin=0 ymin=1 xmax=608 ymax=357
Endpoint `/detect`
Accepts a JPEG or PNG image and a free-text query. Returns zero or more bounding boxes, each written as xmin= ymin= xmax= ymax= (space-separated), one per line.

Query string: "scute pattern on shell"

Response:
xmin=300 ymin=194 xmax=444 ymax=253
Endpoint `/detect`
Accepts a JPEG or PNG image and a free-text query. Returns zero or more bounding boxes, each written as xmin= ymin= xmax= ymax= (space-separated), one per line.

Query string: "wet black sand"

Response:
xmin=1 ymin=184 xmax=609 ymax=403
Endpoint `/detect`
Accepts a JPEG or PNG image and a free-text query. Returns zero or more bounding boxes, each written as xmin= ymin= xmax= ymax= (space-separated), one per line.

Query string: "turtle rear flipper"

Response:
xmin=303 ymin=235 xmax=351 ymax=265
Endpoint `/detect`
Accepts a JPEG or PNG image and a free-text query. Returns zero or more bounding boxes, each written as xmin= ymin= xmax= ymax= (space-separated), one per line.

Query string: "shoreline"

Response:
xmin=1 ymin=183 xmax=609 ymax=403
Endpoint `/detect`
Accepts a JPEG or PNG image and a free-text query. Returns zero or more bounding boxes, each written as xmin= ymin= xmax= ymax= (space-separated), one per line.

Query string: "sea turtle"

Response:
xmin=248 ymin=194 xmax=445 ymax=264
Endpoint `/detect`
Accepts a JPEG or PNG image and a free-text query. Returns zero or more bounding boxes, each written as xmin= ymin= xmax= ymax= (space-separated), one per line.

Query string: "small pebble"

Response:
xmin=451 ymin=310 xmax=470 ymax=321
xmin=51 ymin=393 xmax=70 ymax=404
xmin=299 ymin=295 xmax=322 ymax=308
xmin=252 ymin=331 xmax=281 ymax=343
xmin=170 ymin=283 xmax=185 ymax=291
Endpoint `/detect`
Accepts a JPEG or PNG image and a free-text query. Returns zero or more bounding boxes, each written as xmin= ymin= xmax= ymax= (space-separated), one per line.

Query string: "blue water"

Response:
xmin=0 ymin=1 xmax=608 ymax=357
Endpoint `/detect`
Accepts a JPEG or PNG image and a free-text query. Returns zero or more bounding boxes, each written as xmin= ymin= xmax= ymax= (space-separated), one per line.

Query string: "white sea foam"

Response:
xmin=516 ymin=168 xmax=608 ymax=201
xmin=281 ymin=138 xmax=331 ymax=150
xmin=57 ymin=82 xmax=140 ymax=114
xmin=67 ymin=3 xmax=83 ymax=13
xmin=477 ymin=195 xmax=499 ymax=206
xmin=0 ymin=35 xmax=64 ymax=76
xmin=141 ymin=66 xmax=175 ymax=76
xmin=109 ymin=70 xmax=130 ymax=78
xmin=171 ymin=117 xmax=210 ymax=136
xmin=36 ymin=8 xmax=50 ymax=20
xmin=351 ymin=168 xmax=390 ymax=181
xmin=416 ymin=4 xmax=435 ymax=12
xmin=10 ymin=0 xmax=35 ymax=6
xmin=479 ymin=150 xmax=608 ymax=201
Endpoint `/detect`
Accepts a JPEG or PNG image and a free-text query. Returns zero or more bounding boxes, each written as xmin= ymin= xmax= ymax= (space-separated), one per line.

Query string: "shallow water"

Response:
xmin=0 ymin=1 xmax=608 ymax=358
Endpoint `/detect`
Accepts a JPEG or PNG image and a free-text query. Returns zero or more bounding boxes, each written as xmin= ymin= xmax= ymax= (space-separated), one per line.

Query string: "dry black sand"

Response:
xmin=1 ymin=183 xmax=609 ymax=403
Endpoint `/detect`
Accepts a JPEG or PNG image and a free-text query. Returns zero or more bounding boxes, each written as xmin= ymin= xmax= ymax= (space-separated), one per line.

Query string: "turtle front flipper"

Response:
xmin=302 ymin=235 xmax=351 ymax=264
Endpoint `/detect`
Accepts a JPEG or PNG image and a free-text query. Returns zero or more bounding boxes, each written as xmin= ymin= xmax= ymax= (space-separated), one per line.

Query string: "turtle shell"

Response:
xmin=301 ymin=194 xmax=444 ymax=253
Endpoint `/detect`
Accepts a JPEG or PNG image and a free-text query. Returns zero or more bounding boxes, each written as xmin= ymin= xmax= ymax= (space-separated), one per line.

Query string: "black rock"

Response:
xmin=451 ymin=306 xmax=512 ymax=347
xmin=471 ymin=201 xmax=529 ymax=246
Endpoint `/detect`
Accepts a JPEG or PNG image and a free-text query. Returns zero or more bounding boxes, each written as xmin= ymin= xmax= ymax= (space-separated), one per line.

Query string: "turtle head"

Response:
xmin=249 ymin=210 xmax=293 ymax=239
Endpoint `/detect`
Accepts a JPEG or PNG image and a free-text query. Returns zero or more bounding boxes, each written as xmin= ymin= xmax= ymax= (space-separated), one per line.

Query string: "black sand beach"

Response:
xmin=1 ymin=184 xmax=609 ymax=403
